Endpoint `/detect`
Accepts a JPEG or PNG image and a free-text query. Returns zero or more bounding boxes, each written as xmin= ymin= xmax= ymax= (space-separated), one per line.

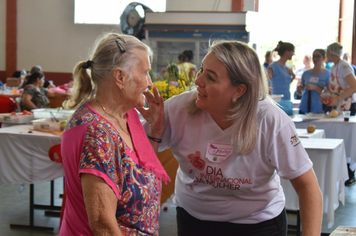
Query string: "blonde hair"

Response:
xmin=187 ymin=40 xmax=268 ymax=156
xmin=63 ymin=32 xmax=152 ymax=109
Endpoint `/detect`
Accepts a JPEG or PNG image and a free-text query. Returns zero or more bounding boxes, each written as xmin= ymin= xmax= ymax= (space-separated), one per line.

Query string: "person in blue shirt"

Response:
xmin=267 ymin=41 xmax=295 ymax=100
xmin=297 ymin=49 xmax=330 ymax=114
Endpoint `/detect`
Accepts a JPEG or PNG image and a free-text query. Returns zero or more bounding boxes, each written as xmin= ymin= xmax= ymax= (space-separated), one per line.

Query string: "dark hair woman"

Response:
xmin=267 ymin=41 xmax=296 ymax=100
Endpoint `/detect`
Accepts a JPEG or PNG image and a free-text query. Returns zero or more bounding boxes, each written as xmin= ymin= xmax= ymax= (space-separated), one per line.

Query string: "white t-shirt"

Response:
xmin=145 ymin=90 xmax=312 ymax=224
xmin=330 ymin=59 xmax=356 ymax=102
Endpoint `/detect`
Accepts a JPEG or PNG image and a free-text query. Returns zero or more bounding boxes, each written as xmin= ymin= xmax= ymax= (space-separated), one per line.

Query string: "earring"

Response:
xmin=232 ymin=98 xmax=237 ymax=103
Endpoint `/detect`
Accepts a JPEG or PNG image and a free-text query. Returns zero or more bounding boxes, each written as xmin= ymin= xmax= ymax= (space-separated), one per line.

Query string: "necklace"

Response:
xmin=96 ymin=99 xmax=131 ymax=137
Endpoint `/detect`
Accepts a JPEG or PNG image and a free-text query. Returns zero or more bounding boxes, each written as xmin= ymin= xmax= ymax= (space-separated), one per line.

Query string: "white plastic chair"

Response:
xmin=15 ymin=97 xmax=22 ymax=112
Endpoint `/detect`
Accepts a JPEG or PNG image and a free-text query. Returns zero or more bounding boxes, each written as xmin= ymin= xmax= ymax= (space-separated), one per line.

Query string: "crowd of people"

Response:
xmin=10 ymin=65 xmax=68 ymax=111
xmin=267 ymin=41 xmax=356 ymax=187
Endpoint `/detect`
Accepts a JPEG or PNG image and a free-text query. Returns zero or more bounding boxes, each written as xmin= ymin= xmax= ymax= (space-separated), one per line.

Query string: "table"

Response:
xmin=330 ymin=226 xmax=356 ymax=235
xmin=0 ymin=125 xmax=63 ymax=230
xmin=0 ymin=92 xmax=21 ymax=99
xmin=280 ymin=138 xmax=348 ymax=229
xmin=0 ymin=125 xmax=63 ymax=186
xmin=293 ymin=115 xmax=356 ymax=169
xmin=296 ymin=128 xmax=325 ymax=138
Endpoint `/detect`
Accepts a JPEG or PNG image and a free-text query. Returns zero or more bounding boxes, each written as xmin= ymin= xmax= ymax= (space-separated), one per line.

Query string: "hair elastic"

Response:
xmin=81 ymin=60 xmax=93 ymax=69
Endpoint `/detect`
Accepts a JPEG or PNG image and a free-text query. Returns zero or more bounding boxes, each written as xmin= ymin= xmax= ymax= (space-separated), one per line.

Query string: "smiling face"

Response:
xmin=194 ymin=52 xmax=244 ymax=119
xmin=126 ymin=50 xmax=152 ymax=108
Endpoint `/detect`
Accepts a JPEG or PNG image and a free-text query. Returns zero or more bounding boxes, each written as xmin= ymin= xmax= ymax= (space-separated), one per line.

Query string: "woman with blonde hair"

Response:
xmin=59 ymin=32 xmax=169 ymax=235
xmin=140 ymin=40 xmax=322 ymax=235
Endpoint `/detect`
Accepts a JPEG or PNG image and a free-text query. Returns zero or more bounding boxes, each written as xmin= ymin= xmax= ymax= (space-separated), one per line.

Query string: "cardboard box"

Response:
xmin=6 ymin=78 xmax=21 ymax=87
xmin=157 ymin=149 xmax=179 ymax=205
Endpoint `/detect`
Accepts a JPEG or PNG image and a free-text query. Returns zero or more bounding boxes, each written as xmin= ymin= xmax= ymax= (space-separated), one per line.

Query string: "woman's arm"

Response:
xmin=46 ymin=90 xmax=67 ymax=98
xmin=267 ymin=68 xmax=273 ymax=81
xmin=290 ymin=168 xmax=322 ymax=236
xmin=81 ymin=174 xmax=122 ymax=236
xmin=21 ymin=93 xmax=38 ymax=110
xmin=330 ymin=73 xmax=356 ymax=106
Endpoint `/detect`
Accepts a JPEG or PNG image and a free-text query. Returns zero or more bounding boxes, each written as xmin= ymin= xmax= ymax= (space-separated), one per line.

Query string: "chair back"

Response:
xmin=0 ymin=96 xmax=17 ymax=113
xmin=15 ymin=97 xmax=22 ymax=112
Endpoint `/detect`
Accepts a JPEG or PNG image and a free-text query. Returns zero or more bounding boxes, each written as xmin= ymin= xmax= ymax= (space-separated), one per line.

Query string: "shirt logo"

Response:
xmin=290 ymin=134 xmax=300 ymax=147
xmin=206 ymin=142 xmax=233 ymax=163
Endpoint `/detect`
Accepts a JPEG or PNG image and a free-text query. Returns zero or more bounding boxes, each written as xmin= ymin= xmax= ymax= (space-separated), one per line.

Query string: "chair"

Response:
xmin=48 ymin=144 xmax=66 ymax=231
xmin=0 ymin=96 xmax=17 ymax=113
xmin=0 ymin=96 xmax=17 ymax=128
xmin=15 ymin=97 xmax=22 ymax=112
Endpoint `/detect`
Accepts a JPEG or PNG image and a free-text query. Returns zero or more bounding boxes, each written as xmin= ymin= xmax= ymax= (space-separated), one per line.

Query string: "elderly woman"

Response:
xmin=325 ymin=42 xmax=356 ymax=186
xmin=59 ymin=33 xmax=169 ymax=235
xmin=297 ymin=49 xmax=330 ymax=114
xmin=267 ymin=41 xmax=296 ymax=100
xmin=20 ymin=72 xmax=66 ymax=111
xmin=139 ymin=40 xmax=322 ymax=236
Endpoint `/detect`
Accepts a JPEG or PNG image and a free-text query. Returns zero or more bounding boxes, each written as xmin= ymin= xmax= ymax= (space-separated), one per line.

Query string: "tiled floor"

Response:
xmin=0 ymin=177 xmax=355 ymax=236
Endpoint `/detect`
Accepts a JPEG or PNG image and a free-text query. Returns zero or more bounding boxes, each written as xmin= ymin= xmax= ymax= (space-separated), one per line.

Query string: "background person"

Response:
xmin=20 ymin=71 xmax=66 ymax=111
xmin=178 ymin=50 xmax=197 ymax=79
xmin=263 ymin=50 xmax=273 ymax=70
xmin=30 ymin=65 xmax=56 ymax=88
xmin=59 ymin=32 xmax=169 ymax=236
xmin=325 ymin=42 xmax=356 ymax=186
xmin=267 ymin=41 xmax=296 ymax=100
xmin=343 ymin=53 xmax=356 ymax=75
xmin=297 ymin=49 xmax=330 ymax=114
xmin=140 ymin=40 xmax=322 ymax=236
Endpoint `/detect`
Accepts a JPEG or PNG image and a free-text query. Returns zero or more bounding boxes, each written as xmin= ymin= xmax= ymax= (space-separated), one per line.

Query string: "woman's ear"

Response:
xmin=233 ymin=84 xmax=247 ymax=101
xmin=113 ymin=67 xmax=126 ymax=90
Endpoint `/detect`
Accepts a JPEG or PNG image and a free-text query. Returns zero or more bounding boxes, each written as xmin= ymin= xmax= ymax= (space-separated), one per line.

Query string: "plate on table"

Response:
xmin=305 ymin=113 xmax=325 ymax=118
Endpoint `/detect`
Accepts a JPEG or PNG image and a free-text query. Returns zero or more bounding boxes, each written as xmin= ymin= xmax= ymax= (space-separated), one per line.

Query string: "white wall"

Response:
xmin=0 ymin=0 xmax=6 ymax=71
xmin=166 ymin=0 xmax=232 ymax=11
xmin=0 ymin=0 xmax=259 ymax=73
xmin=16 ymin=0 xmax=124 ymax=73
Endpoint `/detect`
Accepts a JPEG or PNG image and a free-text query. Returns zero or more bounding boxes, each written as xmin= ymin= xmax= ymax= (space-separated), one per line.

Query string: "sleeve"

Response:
xmin=23 ymin=85 xmax=36 ymax=97
xmin=79 ymin=122 xmax=123 ymax=199
xmin=267 ymin=119 xmax=312 ymax=180
xmin=341 ymin=62 xmax=354 ymax=79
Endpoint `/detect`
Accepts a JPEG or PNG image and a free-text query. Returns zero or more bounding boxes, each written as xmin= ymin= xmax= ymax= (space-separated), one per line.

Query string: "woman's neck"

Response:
xmin=311 ymin=65 xmax=324 ymax=74
xmin=277 ymin=57 xmax=288 ymax=66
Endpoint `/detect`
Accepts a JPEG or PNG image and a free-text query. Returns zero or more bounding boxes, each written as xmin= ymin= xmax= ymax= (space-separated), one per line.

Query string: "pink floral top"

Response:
xmin=60 ymin=103 xmax=162 ymax=236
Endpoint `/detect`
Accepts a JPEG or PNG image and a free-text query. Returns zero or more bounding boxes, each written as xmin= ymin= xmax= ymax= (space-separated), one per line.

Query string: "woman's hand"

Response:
xmin=329 ymin=95 xmax=339 ymax=107
xmin=136 ymin=87 xmax=165 ymax=138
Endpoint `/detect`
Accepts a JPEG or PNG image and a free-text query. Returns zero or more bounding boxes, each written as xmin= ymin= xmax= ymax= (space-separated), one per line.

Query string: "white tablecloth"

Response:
xmin=293 ymin=115 xmax=356 ymax=170
xmin=280 ymin=138 xmax=348 ymax=228
xmin=0 ymin=125 xmax=63 ymax=186
xmin=296 ymin=128 xmax=325 ymax=138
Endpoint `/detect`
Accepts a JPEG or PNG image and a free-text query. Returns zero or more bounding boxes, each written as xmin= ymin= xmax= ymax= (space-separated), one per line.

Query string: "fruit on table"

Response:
xmin=329 ymin=110 xmax=339 ymax=117
xmin=60 ymin=120 xmax=68 ymax=130
xmin=307 ymin=125 xmax=316 ymax=133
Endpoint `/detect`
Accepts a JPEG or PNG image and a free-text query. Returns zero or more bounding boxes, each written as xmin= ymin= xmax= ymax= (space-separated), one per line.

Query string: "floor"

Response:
xmin=0 ymin=178 xmax=355 ymax=236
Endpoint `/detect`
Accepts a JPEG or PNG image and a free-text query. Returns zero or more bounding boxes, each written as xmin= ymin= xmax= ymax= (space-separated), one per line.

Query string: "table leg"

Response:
xmin=10 ymin=184 xmax=54 ymax=231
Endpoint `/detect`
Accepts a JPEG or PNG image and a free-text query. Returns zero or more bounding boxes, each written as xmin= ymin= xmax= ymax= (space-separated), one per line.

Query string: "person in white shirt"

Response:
xmin=139 ymin=40 xmax=322 ymax=236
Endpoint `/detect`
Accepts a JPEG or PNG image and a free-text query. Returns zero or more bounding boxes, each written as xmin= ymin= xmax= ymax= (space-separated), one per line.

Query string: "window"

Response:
xmin=74 ymin=0 xmax=166 ymax=24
